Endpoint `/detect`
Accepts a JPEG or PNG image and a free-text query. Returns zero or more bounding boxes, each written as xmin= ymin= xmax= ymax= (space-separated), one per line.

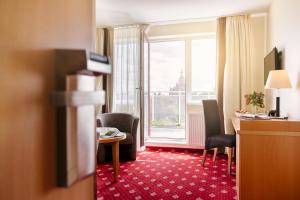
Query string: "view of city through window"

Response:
xmin=149 ymin=41 xmax=186 ymax=139
xmin=191 ymin=38 xmax=217 ymax=101
xmin=146 ymin=37 xmax=216 ymax=139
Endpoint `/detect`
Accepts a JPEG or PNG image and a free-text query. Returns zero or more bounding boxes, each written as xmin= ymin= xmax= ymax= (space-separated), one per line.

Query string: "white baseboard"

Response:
xmin=145 ymin=142 xmax=204 ymax=150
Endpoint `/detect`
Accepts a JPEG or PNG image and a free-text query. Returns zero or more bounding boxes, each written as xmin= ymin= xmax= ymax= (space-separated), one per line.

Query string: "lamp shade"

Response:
xmin=265 ymin=70 xmax=292 ymax=89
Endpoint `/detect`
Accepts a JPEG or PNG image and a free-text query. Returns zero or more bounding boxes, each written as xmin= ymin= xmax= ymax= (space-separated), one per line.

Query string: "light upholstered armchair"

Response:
xmin=97 ymin=113 xmax=139 ymax=163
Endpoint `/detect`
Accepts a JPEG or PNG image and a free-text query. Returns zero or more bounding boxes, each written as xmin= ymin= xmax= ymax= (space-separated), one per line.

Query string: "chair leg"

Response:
xmin=212 ymin=148 xmax=218 ymax=162
xmin=227 ymin=147 xmax=232 ymax=175
xmin=232 ymin=147 xmax=236 ymax=164
xmin=202 ymin=150 xmax=207 ymax=166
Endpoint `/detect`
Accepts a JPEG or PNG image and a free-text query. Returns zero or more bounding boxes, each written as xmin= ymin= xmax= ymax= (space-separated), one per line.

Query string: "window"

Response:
xmin=150 ymin=41 xmax=185 ymax=92
xmin=147 ymin=36 xmax=216 ymax=103
xmin=145 ymin=35 xmax=216 ymax=139
xmin=191 ymin=37 xmax=216 ymax=101
xmin=148 ymin=41 xmax=186 ymax=138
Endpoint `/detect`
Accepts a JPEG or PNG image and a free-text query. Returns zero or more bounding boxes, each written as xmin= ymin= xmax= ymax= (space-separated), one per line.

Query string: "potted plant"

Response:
xmin=244 ymin=91 xmax=265 ymax=114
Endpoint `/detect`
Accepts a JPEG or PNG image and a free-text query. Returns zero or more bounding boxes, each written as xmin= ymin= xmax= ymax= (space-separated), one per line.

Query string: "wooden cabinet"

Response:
xmin=232 ymin=118 xmax=300 ymax=200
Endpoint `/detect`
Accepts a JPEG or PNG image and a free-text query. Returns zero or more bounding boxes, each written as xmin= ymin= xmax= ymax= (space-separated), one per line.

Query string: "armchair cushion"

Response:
xmin=206 ymin=134 xmax=236 ymax=149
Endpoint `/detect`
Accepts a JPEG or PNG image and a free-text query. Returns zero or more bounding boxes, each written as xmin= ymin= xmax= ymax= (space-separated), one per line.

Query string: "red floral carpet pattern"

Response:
xmin=97 ymin=147 xmax=237 ymax=200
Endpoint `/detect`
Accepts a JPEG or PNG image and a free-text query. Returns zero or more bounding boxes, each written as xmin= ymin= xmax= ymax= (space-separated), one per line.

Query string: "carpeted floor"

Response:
xmin=97 ymin=147 xmax=237 ymax=200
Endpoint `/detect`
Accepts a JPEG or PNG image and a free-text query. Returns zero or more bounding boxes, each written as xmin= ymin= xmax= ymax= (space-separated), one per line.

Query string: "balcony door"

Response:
xmin=146 ymin=40 xmax=186 ymax=140
xmin=144 ymin=35 xmax=217 ymax=143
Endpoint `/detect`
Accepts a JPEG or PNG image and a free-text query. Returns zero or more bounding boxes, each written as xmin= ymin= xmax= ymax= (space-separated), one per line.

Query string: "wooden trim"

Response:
xmin=238 ymin=130 xmax=300 ymax=137
xmin=240 ymin=119 xmax=300 ymax=132
xmin=231 ymin=116 xmax=300 ymax=133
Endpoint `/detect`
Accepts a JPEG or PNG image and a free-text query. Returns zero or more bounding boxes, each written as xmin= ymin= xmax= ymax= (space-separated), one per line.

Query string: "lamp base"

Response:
xmin=276 ymin=96 xmax=280 ymax=117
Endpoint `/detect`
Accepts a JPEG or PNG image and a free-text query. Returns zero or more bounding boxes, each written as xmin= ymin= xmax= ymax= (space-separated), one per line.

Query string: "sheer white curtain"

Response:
xmin=223 ymin=15 xmax=254 ymax=134
xmin=112 ymin=26 xmax=140 ymax=114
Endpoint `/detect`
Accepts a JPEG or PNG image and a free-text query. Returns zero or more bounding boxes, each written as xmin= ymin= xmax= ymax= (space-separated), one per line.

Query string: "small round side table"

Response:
xmin=98 ymin=133 xmax=126 ymax=182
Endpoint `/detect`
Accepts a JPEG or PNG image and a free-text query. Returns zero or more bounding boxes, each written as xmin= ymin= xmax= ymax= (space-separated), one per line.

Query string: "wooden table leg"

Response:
xmin=227 ymin=147 xmax=232 ymax=175
xmin=202 ymin=150 xmax=207 ymax=166
xmin=112 ymin=141 xmax=119 ymax=182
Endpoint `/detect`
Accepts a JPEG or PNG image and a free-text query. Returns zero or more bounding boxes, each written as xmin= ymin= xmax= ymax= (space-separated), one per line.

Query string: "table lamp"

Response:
xmin=265 ymin=70 xmax=292 ymax=117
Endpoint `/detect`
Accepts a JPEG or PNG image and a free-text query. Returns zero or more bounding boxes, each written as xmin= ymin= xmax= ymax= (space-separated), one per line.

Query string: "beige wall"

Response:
xmin=0 ymin=0 xmax=95 ymax=199
xmin=250 ymin=15 xmax=267 ymax=93
xmin=268 ymin=0 xmax=300 ymax=119
xmin=147 ymin=20 xmax=216 ymax=38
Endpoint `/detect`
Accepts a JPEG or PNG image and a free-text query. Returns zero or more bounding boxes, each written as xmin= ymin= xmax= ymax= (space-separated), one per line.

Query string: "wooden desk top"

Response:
xmin=231 ymin=116 xmax=300 ymax=136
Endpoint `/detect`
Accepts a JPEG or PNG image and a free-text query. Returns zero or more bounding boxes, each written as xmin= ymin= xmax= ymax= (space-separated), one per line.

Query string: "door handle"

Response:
xmin=51 ymin=91 xmax=105 ymax=106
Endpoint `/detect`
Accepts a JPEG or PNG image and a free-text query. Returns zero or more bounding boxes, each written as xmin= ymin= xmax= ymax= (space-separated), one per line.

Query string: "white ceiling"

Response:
xmin=96 ymin=0 xmax=272 ymax=27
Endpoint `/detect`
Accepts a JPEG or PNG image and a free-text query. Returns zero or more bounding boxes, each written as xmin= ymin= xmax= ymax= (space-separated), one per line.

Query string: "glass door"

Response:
xmin=141 ymin=37 xmax=150 ymax=147
xmin=146 ymin=40 xmax=186 ymax=140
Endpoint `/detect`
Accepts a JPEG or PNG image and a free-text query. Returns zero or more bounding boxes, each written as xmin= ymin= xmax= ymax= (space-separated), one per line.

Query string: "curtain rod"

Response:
xmin=96 ymin=12 xmax=267 ymax=29
xmin=96 ymin=23 xmax=148 ymax=29
xmin=149 ymin=12 xmax=267 ymax=25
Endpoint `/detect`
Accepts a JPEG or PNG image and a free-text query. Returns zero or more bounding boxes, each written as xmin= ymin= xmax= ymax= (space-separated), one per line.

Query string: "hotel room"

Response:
xmin=1 ymin=0 xmax=300 ymax=200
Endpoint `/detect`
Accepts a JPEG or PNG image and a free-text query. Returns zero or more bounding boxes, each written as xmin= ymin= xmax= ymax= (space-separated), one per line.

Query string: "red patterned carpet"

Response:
xmin=97 ymin=147 xmax=237 ymax=200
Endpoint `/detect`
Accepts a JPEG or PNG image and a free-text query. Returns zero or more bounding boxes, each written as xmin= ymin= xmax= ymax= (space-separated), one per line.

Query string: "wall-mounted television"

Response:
xmin=264 ymin=47 xmax=281 ymax=84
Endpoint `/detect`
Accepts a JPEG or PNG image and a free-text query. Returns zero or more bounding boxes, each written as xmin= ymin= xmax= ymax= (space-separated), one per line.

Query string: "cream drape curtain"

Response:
xmin=216 ymin=17 xmax=226 ymax=134
xmin=105 ymin=28 xmax=114 ymax=113
xmin=96 ymin=28 xmax=105 ymax=55
xmin=223 ymin=15 xmax=254 ymax=134
xmin=112 ymin=26 xmax=140 ymax=115
xmin=95 ymin=27 xmax=114 ymax=114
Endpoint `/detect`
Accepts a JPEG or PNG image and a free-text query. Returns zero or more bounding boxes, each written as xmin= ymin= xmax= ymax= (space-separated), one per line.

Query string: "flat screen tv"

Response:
xmin=264 ymin=47 xmax=280 ymax=84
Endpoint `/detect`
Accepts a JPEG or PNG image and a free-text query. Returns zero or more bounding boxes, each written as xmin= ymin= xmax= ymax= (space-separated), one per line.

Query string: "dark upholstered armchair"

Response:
xmin=97 ymin=113 xmax=139 ymax=163
xmin=202 ymin=100 xmax=236 ymax=174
